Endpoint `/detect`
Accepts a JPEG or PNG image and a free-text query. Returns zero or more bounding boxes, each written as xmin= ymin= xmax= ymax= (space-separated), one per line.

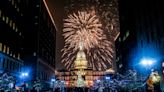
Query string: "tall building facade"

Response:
xmin=22 ymin=0 xmax=56 ymax=83
xmin=115 ymin=0 xmax=136 ymax=73
xmin=116 ymin=0 xmax=164 ymax=74
xmin=0 ymin=0 xmax=25 ymax=78
xmin=0 ymin=0 xmax=56 ymax=86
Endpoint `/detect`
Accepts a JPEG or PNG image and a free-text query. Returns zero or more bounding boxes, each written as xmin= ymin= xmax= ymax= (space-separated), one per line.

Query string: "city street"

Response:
xmin=0 ymin=0 xmax=164 ymax=91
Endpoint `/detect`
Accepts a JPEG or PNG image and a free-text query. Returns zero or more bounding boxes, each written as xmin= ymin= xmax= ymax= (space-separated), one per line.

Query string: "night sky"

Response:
xmin=46 ymin=0 xmax=120 ymax=70
xmin=46 ymin=0 xmax=65 ymax=70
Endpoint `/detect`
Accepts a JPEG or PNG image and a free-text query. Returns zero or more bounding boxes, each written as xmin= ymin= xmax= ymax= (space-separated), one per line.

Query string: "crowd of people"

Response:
xmin=146 ymin=71 xmax=161 ymax=92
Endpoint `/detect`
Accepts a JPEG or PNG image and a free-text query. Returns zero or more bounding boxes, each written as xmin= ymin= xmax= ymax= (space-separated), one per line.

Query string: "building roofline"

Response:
xmin=43 ymin=0 xmax=58 ymax=32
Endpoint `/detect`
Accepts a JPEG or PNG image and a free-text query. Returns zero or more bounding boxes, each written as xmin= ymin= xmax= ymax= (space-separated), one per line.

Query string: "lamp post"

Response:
xmin=21 ymin=72 xmax=28 ymax=91
xmin=21 ymin=72 xmax=28 ymax=83
xmin=21 ymin=73 xmax=28 ymax=77
xmin=140 ymin=58 xmax=155 ymax=67
xmin=139 ymin=58 xmax=162 ymax=91
xmin=140 ymin=58 xmax=156 ymax=76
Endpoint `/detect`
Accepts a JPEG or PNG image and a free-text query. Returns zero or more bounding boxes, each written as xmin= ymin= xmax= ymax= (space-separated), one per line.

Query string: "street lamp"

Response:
xmin=21 ymin=73 xmax=28 ymax=77
xmin=20 ymin=72 xmax=29 ymax=91
xmin=139 ymin=58 xmax=156 ymax=82
xmin=20 ymin=72 xmax=29 ymax=80
xmin=21 ymin=72 xmax=29 ymax=82
xmin=140 ymin=58 xmax=156 ymax=68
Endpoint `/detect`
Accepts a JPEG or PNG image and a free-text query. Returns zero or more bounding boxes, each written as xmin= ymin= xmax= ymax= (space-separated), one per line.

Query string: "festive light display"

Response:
xmin=62 ymin=0 xmax=119 ymax=70
xmin=62 ymin=10 xmax=114 ymax=70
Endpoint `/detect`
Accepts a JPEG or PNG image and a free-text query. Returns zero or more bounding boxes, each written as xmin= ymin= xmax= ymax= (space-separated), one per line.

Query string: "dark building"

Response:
xmin=22 ymin=0 xmax=56 ymax=84
xmin=116 ymin=0 xmax=164 ymax=74
xmin=0 ymin=0 xmax=25 ymax=78
xmin=115 ymin=0 xmax=137 ymax=73
xmin=0 ymin=0 xmax=56 ymax=87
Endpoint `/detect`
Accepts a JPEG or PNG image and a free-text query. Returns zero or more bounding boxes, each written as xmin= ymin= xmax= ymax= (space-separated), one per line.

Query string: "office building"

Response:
xmin=22 ymin=0 xmax=56 ymax=84
xmin=0 ymin=0 xmax=25 ymax=78
xmin=116 ymin=0 xmax=164 ymax=74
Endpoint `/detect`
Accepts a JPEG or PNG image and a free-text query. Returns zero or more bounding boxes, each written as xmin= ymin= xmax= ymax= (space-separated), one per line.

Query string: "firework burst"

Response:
xmin=62 ymin=10 xmax=114 ymax=70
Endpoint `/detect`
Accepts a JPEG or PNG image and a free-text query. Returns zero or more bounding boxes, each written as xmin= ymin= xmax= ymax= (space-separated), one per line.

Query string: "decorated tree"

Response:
xmin=76 ymin=71 xmax=85 ymax=87
xmin=0 ymin=72 xmax=16 ymax=91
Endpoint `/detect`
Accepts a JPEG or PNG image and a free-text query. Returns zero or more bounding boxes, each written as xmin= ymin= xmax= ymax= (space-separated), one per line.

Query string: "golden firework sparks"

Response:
xmin=62 ymin=10 xmax=114 ymax=70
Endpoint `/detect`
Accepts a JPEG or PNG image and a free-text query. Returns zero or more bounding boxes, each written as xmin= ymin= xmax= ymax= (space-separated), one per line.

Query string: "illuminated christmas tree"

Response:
xmin=77 ymin=71 xmax=85 ymax=87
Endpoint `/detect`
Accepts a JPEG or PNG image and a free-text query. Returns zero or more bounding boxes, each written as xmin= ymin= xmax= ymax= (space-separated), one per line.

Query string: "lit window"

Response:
xmin=162 ymin=62 xmax=164 ymax=67
xmin=10 ymin=51 xmax=12 ymax=56
xmin=13 ymin=54 xmax=15 ymax=58
xmin=12 ymin=0 xmax=14 ymax=5
xmin=126 ymin=31 xmax=129 ymax=37
xmin=13 ymin=23 xmax=15 ymax=30
xmin=18 ymin=53 xmax=20 ymax=59
xmin=10 ymin=20 xmax=12 ymax=27
xmin=35 ymin=22 xmax=38 ymax=25
xmin=3 ymin=45 xmax=6 ymax=53
xmin=0 ymin=43 xmax=2 ymax=51
xmin=6 ymin=17 xmax=9 ymax=24
xmin=33 ymin=52 xmax=36 ymax=56
xmin=15 ymin=4 xmax=17 ymax=8
xmin=7 ymin=47 xmax=9 ymax=54
xmin=15 ymin=27 xmax=18 ymax=32
xmin=119 ymin=37 xmax=121 ymax=42
xmin=36 ymin=5 xmax=39 ymax=7
xmin=19 ymin=32 xmax=21 ymax=36
xmin=21 ymin=14 xmax=23 ymax=16
xmin=17 ymin=8 xmax=19 ymax=12
xmin=2 ymin=16 xmax=5 ymax=21
xmin=35 ymin=16 xmax=38 ymax=19
xmin=123 ymin=36 xmax=126 ymax=41
xmin=123 ymin=31 xmax=130 ymax=42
